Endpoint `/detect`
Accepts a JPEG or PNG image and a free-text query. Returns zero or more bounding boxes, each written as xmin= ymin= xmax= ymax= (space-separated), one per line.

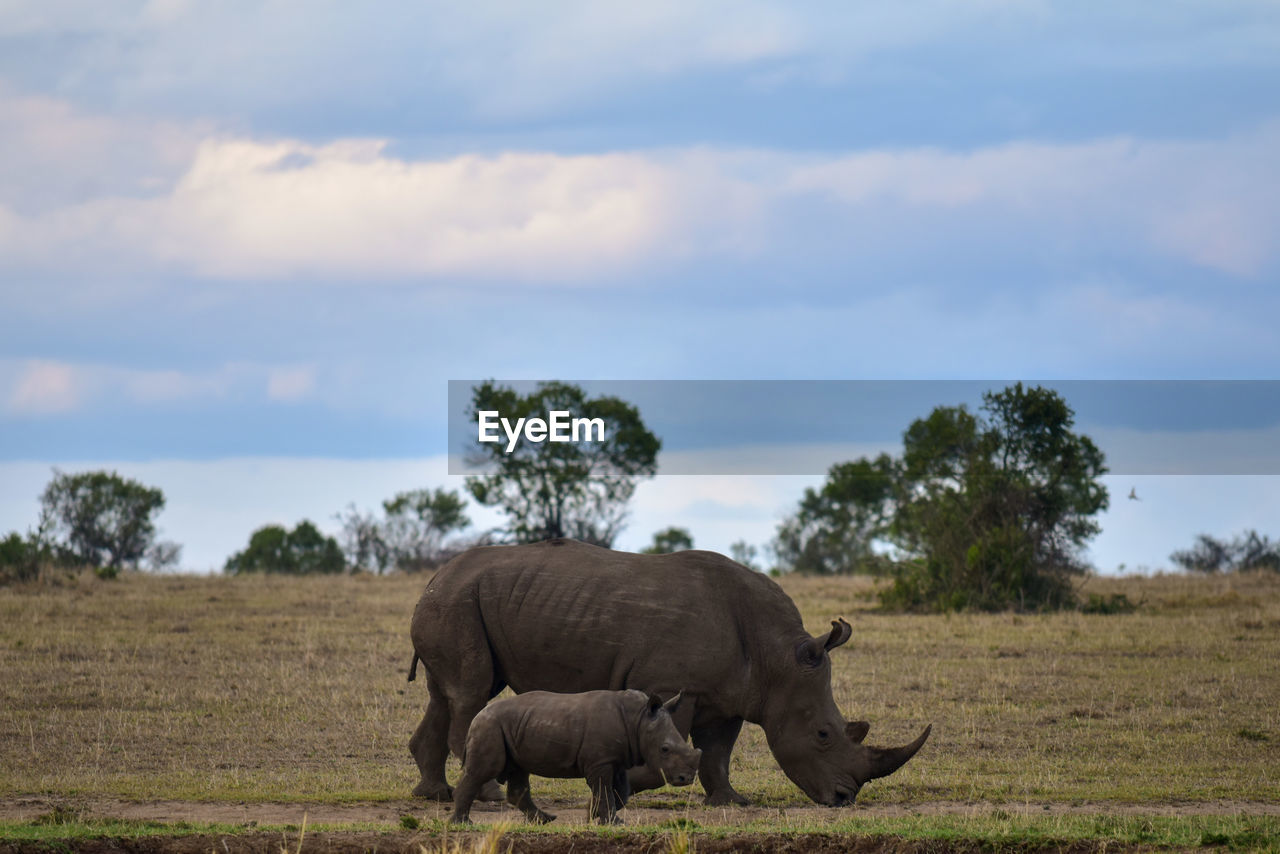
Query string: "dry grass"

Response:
xmin=1 ymin=569 xmax=1277 ymax=806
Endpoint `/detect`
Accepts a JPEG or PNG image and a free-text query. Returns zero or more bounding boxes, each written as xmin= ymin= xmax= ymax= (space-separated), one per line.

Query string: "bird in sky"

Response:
xmin=1129 ymin=487 xmax=1140 ymax=501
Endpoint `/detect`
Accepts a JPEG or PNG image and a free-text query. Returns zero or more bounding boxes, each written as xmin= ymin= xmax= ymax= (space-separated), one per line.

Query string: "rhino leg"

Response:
xmin=504 ymin=767 xmax=555 ymax=824
xmin=587 ymin=764 xmax=623 ymax=825
xmin=447 ymin=696 xmax=507 ymax=802
xmin=626 ymin=763 xmax=664 ymax=794
xmin=409 ymin=681 xmax=453 ymax=801
xmin=449 ymin=722 xmax=505 ymax=824
xmin=611 ymin=766 xmax=632 ymax=807
xmin=692 ymin=717 xmax=751 ymax=806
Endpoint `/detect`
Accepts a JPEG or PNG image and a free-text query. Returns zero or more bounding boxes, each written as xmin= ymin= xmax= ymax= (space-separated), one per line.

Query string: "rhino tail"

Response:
xmin=407 ymin=652 xmax=420 ymax=682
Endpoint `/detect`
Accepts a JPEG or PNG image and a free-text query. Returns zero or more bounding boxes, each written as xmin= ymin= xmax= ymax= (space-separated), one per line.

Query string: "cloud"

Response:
xmin=1 ymin=137 xmax=732 ymax=280
xmin=783 ymin=126 xmax=1280 ymax=277
xmin=6 ymin=2 xmax=1277 ymax=126
xmin=7 ymin=360 xmax=79 ymax=414
xmin=267 ymin=365 xmax=316 ymax=402
xmin=0 ymin=359 xmax=324 ymax=415
xmin=1 ymin=89 xmax=1276 ymax=282
xmin=0 ymin=84 xmax=205 ymax=215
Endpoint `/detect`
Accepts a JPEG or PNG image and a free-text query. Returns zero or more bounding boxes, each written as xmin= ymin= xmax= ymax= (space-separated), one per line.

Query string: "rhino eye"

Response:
xmin=661 ymin=745 xmax=670 ymax=754
xmin=817 ymin=728 xmax=830 ymax=741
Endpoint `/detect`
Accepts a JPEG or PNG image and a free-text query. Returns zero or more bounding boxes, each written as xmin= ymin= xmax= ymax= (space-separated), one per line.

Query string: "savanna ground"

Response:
xmin=1 ymin=569 xmax=1278 ymax=852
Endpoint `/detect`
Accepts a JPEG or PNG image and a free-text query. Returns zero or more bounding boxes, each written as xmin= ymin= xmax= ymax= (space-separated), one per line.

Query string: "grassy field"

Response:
xmin=1 ymin=567 xmax=1278 ymax=851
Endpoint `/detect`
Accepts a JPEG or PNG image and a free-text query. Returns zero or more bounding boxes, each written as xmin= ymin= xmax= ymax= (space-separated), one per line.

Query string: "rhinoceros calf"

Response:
xmin=451 ymin=689 xmax=701 ymax=825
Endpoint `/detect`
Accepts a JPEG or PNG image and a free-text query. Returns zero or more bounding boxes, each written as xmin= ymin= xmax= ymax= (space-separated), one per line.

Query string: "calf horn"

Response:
xmin=861 ymin=724 xmax=932 ymax=780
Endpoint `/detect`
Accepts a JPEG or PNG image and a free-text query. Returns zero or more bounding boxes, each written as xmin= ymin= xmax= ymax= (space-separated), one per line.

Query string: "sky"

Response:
xmin=1 ymin=1 xmax=1278 ymax=573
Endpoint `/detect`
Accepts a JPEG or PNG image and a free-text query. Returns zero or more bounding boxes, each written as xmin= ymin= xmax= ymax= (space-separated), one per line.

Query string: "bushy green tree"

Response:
xmin=773 ymin=384 xmax=1108 ymax=611
xmin=641 ymin=526 xmax=694 ymax=554
xmin=773 ymin=454 xmax=897 ymax=575
xmin=465 ymin=381 xmax=660 ymax=546
xmin=225 ymin=521 xmax=346 ymax=575
xmin=40 ymin=469 xmax=167 ymax=577
xmin=883 ymin=385 xmax=1108 ymax=610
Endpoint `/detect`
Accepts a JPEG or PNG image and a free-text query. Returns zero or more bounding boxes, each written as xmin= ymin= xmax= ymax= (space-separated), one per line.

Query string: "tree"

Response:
xmin=225 ymin=521 xmax=346 ymax=575
xmin=336 ymin=505 xmax=392 ymax=574
xmin=465 ymin=381 xmax=660 ymax=546
xmin=888 ymin=384 xmax=1108 ymax=610
xmin=641 ymin=526 xmax=694 ymax=554
xmin=40 ymin=469 xmax=167 ymax=575
xmin=729 ymin=539 xmax=759 ymax=570
xmin=382 ymin=488 xmax=471 ymax=571
xmin=772 ymin=454 xmax=897 ymax=575
xmin=1171 ymin=530 xmax=1280 ymax=573
xmin=145 ymin=541 xmax=183 ymax=572
xmin=772 ymin=384 xmax=1109 ymax=611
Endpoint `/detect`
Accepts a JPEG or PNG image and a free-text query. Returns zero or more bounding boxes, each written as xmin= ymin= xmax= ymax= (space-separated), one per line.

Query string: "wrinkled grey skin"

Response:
xmin=409 ymin=539 xmax=930 ymax=807
xmin=450 ymin=689 xmax=701 ymax=825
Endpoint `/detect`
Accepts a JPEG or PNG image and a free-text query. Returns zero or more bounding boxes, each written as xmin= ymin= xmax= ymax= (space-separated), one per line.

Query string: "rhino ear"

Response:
xmin=795 ymin=638 xmax=824 ymax=668
xmin=824 ymin=618 xmax=852 ymax=651
xmin=846 ymin=720 xmax=870 ymax=744
xmin=662 ymin=690 xmax=685 ymax=716
xmin=646 ymin=693 xmax=664 ymax=717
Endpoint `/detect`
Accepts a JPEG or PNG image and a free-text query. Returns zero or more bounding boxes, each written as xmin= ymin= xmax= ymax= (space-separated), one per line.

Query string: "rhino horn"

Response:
xmin=861 ymin=724 xmax=932 ymax=781
xmin=823 ymin=617 xmax=853 ymax=651
xmin=845 ymin=720 xmax=870 ymax=743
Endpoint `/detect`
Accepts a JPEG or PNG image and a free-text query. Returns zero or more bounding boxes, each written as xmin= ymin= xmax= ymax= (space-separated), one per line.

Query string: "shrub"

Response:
xmin=225 ymin=521 xmax=346 ymax=575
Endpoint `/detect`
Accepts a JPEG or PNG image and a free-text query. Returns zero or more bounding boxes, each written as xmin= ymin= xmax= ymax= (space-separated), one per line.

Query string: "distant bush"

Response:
xmin=0 ymin=521 xmax=78 ymax=586
xmin=336 ymin=487 xmax=472 ymax=573
xmin=641 ymin=526 xmax=694 ymax=554
xmin=0 ymin=532 xmax=39 ymax=585
xmin=1171 ymin=530 xmax=1280 ymax=574
xmin=225 ymin=521 xmax=346 ymax=575
xmin=1081 ymin=592 xmax=1139 ymax=614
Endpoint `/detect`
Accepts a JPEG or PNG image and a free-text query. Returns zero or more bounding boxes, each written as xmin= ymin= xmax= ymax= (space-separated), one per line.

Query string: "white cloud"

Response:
xmin=266 ymin=365 xmax=316 ymax=402
xmin=1 ymin=90 xmax=1276 ymax=282
xmin=0 ymin=84 xmax=206 ymax=215
xmin=7 ymin=360 xmax=79 ymax=414
xmin=1 ymin=137 xmax=724 ymax=280
xmin=0 ymin=359 xmax=324 ymax=414
xmin=784 ymin=126 xmax=1280 ymax=277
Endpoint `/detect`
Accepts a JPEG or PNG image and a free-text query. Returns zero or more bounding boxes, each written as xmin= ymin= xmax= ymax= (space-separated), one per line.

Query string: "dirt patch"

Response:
xmin=3 ymin=795 xmax=1279 ymax=828
xmin=7 ymin=796 xmax=1277 ymax=854
xmin=0 ymin=829 xmax=1165 ymax=854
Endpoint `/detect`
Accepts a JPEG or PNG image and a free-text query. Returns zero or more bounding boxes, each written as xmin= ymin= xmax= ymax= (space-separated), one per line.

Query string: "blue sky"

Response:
xmin=1 ymin=2 xmax=1278 ymax=572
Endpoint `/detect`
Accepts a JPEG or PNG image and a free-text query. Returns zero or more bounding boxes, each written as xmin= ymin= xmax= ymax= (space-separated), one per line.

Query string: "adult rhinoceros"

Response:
xmin=407 ymin=539 xmax=930 ymax=806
